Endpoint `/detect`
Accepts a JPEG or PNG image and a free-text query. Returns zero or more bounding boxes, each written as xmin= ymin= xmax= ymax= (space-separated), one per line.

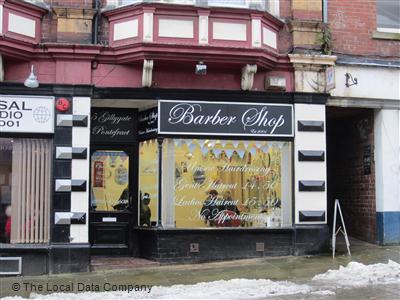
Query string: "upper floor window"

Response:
xmin=105 ymin=0 xmax=278 ymax=16
xmin=377 ymin=0 xmax=400 ymax=33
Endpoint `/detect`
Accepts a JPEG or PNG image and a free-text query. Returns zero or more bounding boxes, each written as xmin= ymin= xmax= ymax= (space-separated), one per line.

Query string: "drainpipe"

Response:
xmin=322 ymin=0 xmax=328 ymax=23
xmin=93 ymin=0 xmax=101 ymax=44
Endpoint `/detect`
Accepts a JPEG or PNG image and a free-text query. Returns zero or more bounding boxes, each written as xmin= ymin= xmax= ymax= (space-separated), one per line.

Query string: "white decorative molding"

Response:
xmin=241 ymin=64 xmax=257 ymax=91
xmin=8 ymin=13 xmax=35 ymax=38
xmin=113 ymin=19 xmax=138 ymax=41
xmin=251 ymin=18 xmax=261 ymax=47
xmin=142 ymin=59 xmax=154 ymax=87
xmin=0 ymin=5 xmax=3 ymax=35
xmin=198 ymin=15 xmax=209 ymax=44
xmin=158 ymin=19 xmax=194 ymax=39
xmin=143 ymin=11 xmax=154 ymax=42
xmin=262 ymin=27 xmax=277 ymax=49
xmin=213 ymin=22 xmax=247 ymax=41
xmin=289 ymin=54 xmax=337 ymax=93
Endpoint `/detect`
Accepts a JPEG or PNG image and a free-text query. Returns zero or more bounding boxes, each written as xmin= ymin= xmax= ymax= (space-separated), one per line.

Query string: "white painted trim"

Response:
xmin=251 ymin=18 xmax=261 ymax=48
xmin=113 ymin=19 xmax=138 ymax=41
xmin=158 ymin=19 xmax=194 ymax=39
xmin=374 ymin=109 xmax=400 ymax=212
xmin=377 ymin=27 xmax=400 ymax=34
xmin=8 ymin=13 xmax=35 ymax=38
xmin=143 ymin=12 xmax=154 ymax=42
xmin=0 ymin=5 xmax=3 ymax=35
xmin=213 ymin=22 xmax=247 ymax=41
xmin=294 ymin=104 xmax=327 ymax=224
xmin=70 ymin=97 xmax=91 ymax=243
xmin=198 ymin=15 xmax=209 ymax=44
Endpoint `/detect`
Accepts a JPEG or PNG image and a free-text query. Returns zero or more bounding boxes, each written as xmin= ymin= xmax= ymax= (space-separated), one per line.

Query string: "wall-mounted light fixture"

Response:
xmin=24 ymin=65 xmax=39 ymax=88
xmin=345 ymin=72 xmax=358 ymax=88
xmin=195 ymin=61 xmax=207 ymax=75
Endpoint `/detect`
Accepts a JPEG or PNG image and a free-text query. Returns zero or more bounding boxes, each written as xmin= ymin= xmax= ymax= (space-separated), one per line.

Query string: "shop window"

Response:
xmin=105 ymin=0 xmax=275 ymax=15
xmin=0 ymin=138 xmax=52 ymax=244
xmin=90 ymin=151 xmax=130 ymax=211
xmin=162 ymin=139 xmax=292 ymax=228
xmin=138 ymin=139 xmax=158 ymax=227
xmin=377 ymin=0 xmax=400 ymax=33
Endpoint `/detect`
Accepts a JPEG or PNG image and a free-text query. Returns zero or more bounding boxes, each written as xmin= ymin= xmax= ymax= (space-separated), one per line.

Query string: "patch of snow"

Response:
xmin=2 ymin=279 xmax=317 ymax=300
xmin=4 ymin=261 xmax=399 ymax=300
xmin=312 ymin=260 xmax=400 ymax=288
xmin=310 ymin=290 xmax=336 ymax=296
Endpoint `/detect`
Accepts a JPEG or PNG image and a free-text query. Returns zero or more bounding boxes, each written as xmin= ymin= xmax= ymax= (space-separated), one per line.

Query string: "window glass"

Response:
xmin=0 ymin=138 xmax=52 ymax=244
xmin=162 ymin=139 xmax=292 ymax=228
xmin=90 ymin=151 xmax=130 ymax=211
xmin=208 ymin=0 xmax=247 ymax=8
xmin=138 ymin=140 xmax=158 ymax=227
xmin=105 ymin=0 xmax=268 ymax=12
xmin=377 ymin=0 xmax=400 ymax=30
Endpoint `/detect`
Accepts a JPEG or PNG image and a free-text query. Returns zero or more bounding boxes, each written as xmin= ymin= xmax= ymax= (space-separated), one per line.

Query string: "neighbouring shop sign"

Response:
xmin=0 ymin=95 xmax=54 ymax=134
xmin=158 ymin=100 xmax=294 ymax=137
xmin=138 ymin=107 xmax=158 ymax=138
xmin=91 ymin=108 xmax=137 ymax=143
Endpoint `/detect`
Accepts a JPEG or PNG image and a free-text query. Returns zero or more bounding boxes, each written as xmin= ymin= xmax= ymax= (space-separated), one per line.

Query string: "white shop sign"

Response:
xmin=0 ymin=95 xmax=54 ymax=134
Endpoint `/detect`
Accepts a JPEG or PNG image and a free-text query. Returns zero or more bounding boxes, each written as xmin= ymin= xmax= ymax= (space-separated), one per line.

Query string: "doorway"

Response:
xmin=326 ymin=107 xmax=376 ymax=243
xmin=89 ymin=147 xmax=137 ymax=255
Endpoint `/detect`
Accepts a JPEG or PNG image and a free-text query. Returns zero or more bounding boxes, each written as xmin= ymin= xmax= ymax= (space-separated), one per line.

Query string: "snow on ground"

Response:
xmin=3 ymin=260 xmax=399 ymax=300
xmin=3 ymin=279 xmax=319 ymax=300
xmin=312 ymin=259 xmax=400 ymax=288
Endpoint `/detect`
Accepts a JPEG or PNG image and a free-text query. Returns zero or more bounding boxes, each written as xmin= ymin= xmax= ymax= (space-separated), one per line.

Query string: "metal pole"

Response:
xmin=337 ymin=200 xmax=351 ymax=256
xmin=157 ymin=137 xmax=163 ymax=227
xmin=332 ymin=199 xmax=338 ymax=258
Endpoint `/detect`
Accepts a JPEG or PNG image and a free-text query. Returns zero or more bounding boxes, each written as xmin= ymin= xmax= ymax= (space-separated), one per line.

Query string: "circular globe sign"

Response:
xmin=33 ymin=106 xmax=51 ymax=124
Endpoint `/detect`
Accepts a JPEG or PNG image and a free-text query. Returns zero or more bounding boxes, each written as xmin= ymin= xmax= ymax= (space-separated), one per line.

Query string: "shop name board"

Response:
xmin=91 ymin=108 xmax=137 ymax=143
xmin=0 ymin=95 xmax=54 ymax=134
xmin=158 ymin=100 xmax=293 ymax=137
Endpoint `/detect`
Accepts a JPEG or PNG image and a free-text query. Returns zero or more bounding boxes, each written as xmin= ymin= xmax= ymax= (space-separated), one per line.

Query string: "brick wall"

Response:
xmin=327 ymin=108 xmax=376 ymax=243
xmin=329 ymin=0 xmax=399 ymax=57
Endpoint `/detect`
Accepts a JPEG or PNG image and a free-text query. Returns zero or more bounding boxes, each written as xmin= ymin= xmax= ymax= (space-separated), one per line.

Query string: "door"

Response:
xmin=89 ymin=147 xmax=135 ymax=255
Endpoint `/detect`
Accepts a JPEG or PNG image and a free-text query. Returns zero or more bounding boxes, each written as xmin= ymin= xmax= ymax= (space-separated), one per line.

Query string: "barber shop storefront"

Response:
xmin=90 ymin=91 xmax=329 ymax=263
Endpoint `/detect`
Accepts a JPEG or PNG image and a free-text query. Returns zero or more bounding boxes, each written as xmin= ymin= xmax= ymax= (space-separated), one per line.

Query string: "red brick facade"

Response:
xmin=328 ymin=0 xmax=399 ymax=57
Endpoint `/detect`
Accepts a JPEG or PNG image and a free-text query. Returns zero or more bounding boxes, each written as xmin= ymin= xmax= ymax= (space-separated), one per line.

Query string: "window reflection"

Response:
xmin=138 ymin=140 xmax=158 ymax=227
xmin=163 ymin=139 xmax=292 ymax=228
xmin=90 ymin=151 xmax=130 ymax=211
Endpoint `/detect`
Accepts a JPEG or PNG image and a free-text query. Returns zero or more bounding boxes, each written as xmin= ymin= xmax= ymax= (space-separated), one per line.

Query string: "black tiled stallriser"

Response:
xmin=137 ymin=227 xmax=329 ymax=263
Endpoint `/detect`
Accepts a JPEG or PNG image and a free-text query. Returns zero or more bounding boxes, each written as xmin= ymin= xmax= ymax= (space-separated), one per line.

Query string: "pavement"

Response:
xmin=0 ymin=237 xmax=399 ymax=299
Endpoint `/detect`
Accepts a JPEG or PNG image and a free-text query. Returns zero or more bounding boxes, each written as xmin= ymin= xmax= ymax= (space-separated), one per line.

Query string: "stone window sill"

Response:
xmin=372 ymin=31 xmax=400 ymax=41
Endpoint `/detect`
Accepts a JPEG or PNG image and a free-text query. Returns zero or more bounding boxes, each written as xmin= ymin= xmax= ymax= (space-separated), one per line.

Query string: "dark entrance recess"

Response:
xmin=326 ymin=107 xmax=376 ymax=243
xmin=89 ymin=108 xmax=139 ymax=255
